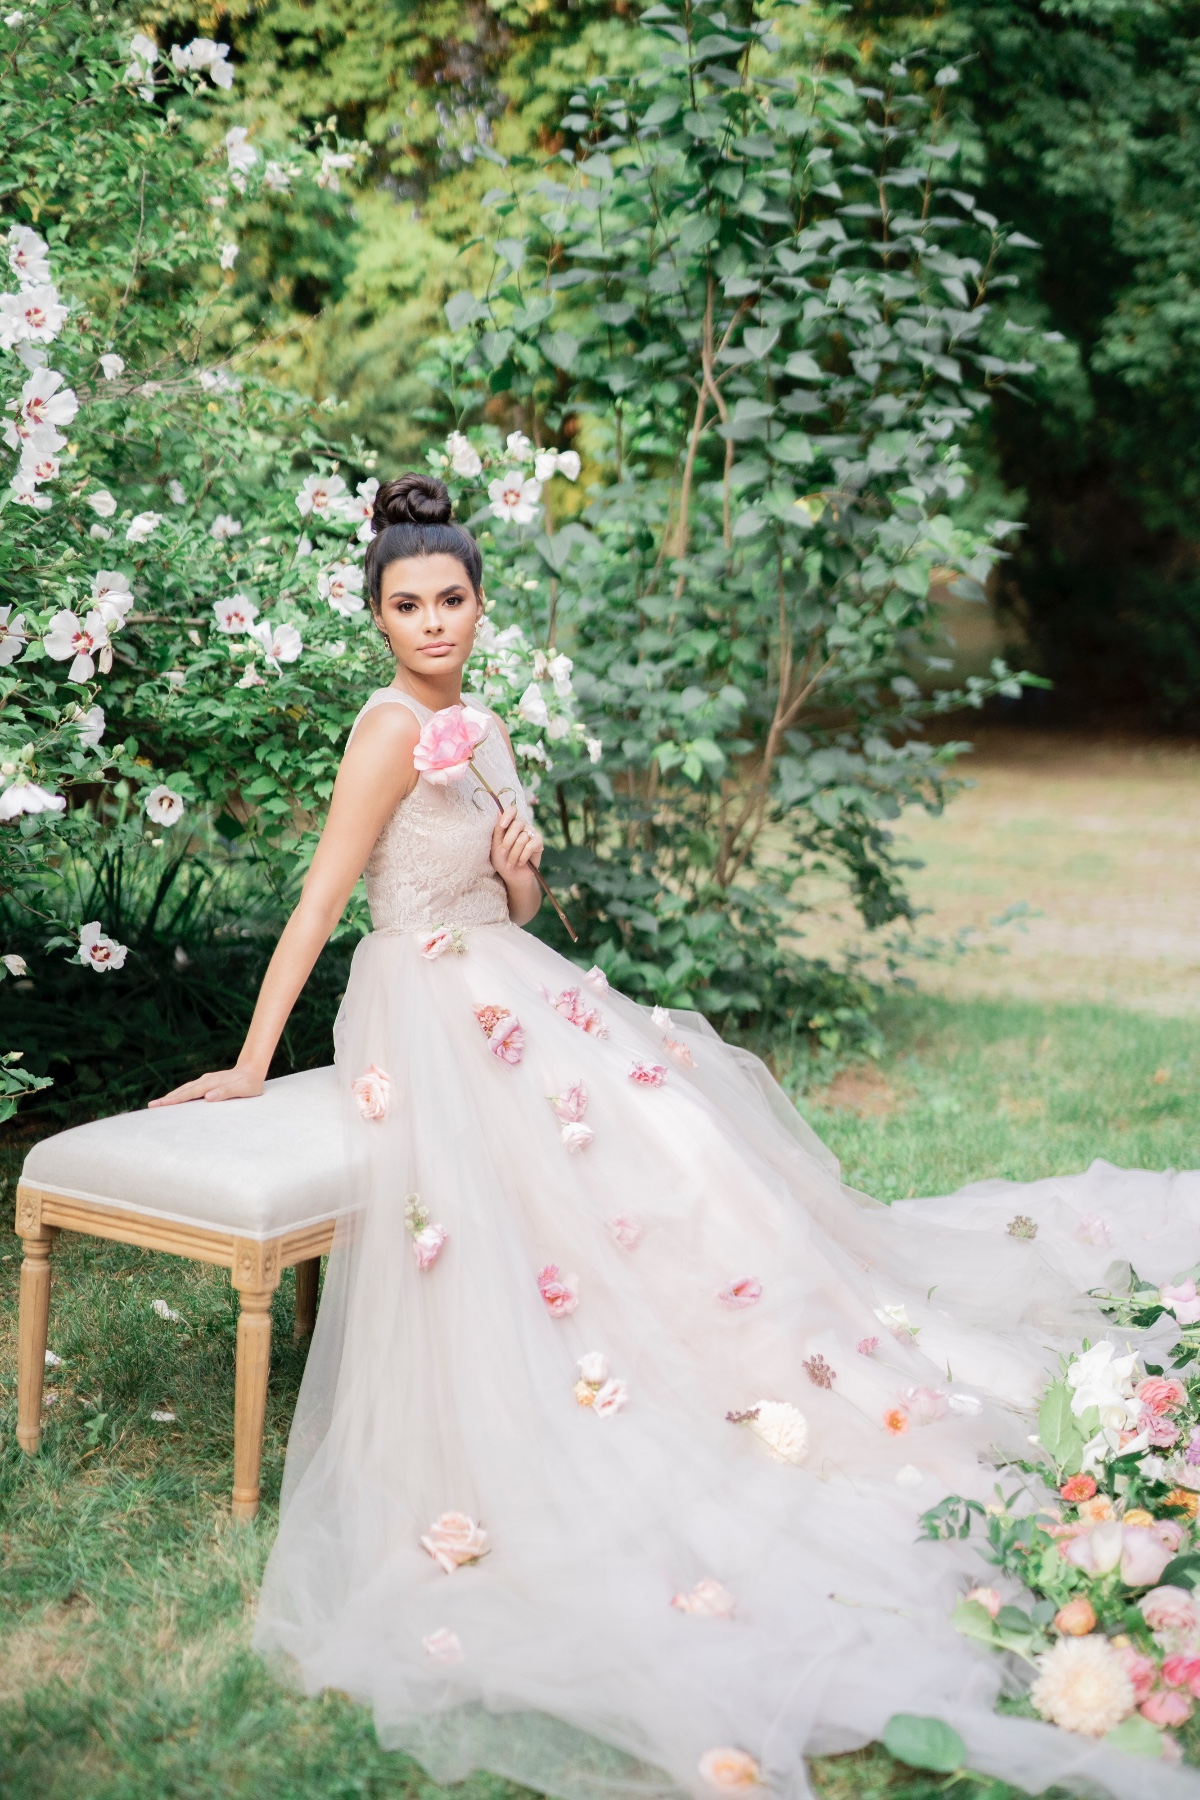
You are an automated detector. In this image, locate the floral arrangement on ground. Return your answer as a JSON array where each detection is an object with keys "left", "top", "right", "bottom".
[{"left": 921, "top": 1268, "right": 1200, "bottom": 1766}]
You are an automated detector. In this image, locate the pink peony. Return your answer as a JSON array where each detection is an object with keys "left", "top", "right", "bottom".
[
  {"left": 1145, "top": 1413, "right": 1181, "bottom": 1449},
  {"left": 1162, "top": 1654, "right": 1200, "bottom": 1696},
  {"left": 420, "top": 1511, "right": 490, "bottom": 1573},
  {"left": 560, "top": 1122, "right": 594, "bottom": 1154},
  {"left": 1141, "top": 1586, "right": 1199, "bottom": 1634},
  {"left": 412, "top": 1224, "right": 448, "bottom": 1271},
  {"left": 1120, "top": 1526, "right": 1175, "bottom": 1589},
  {"left": 965, "top": 1586, "right": 1002, "bottom": 1618},
  {"left": 1118, "top": 1645, "right": 1159, "bottom": 1704},
  {"left": 549, "top": 1081, "right": 588, "bottom": 1123},
  {"left": 583, "top": 965, "right": 609, "bottom": 992},
  {"left": 671, "top": 1578, "right": 735, "bottom": 1619},
  {"left": 663, "top": 1035, "right": 696, "bottom": 1068},
  {"left": 537, "top": 1263, "right": 579, "bottom": 1317},
  {"left": 474, "top": 1004, "right": 524, "bottom": 1064},
  {"left": 698, "top": 1749, "right": 761, "bottom": 1792},
  {"left": 413, "top": 704, "right": 490, "bottom": 784},
  {"left": 421, "top": 925, "right": 464, "bottom": 959},
  {"left": 629, "top": 1061, "right": 667, "bottom": 1087},
  {"left": 352, "top": 1063, "right": 392, "bottom": 1121},
  {"left": 423, "top": 1627, "right": 464, "bottom": 1665},
  {"left": 606, "top": 1214, "right": 642, "bottom": 1250},
  {"left": 856, "top": 1336, "right": 880, "bottom": 1356},
  {"left": 1141, "top": 1689, "right": 1193, "bottom": 1728},
  {"left": 592, "top": 1377, "right": 630, "bottom": 1418},
  {"left": 1161, "top": 1280, "right": 1200, "bottom": 1325},
  {"left": 717, "top": 1277, "right": 763, "bottom": 1310},
  {"left": 1154, "top": 1518, "right": 1186, "bottom": 1553},
  {"left": 904, "top": 1385, "right": 950, "bottom": 1425},
  {"left": 1136, "top": 1376, "right": 1187, "bottom": 1417},
  {"left": 548, "top": 986, "right": 607, "bottom": 1036}
]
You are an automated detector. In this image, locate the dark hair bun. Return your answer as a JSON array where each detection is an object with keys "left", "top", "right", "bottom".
[{"left": 373, "top": 474, "right": 452, "bottom": 532}]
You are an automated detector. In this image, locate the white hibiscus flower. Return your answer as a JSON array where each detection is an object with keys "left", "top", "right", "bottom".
[
  {"left": 446, "top": 431, "right": 483, "bottom": 479},
  {"left": 144, "top": 785, "right": 185, "bottom": 827},
  {"left": 0, "top": 781, "right": 66, "bottom": 821},
  {"left": 75, "top": 704, "right": 106, "bottom": 748},
  {"left": 7, "top": 225, "right": 50, "bottom": 287},
  {"left": 210, "top": 513, "right": 241, "bottom": 540},
  {"left": 91, "top": 571, "right": 134, "bottom": 629},
  {"left": 219, "top": 242, "right": 238, "bottom": 271},
  {"left": 87, "top": 489, "right": 118, "bottom": 518},
  {"left": 317, "top": 562, "right": 365, "bottom": 616},
  {"left": 126, "top": 511, "right": 162, "bottom": 543},
  {"left": 487, "top": 470, "right": 542, "bottom": 526},
  {"left": 99, "top": 354, "right": 125, "bottom": 380},
  {"left": 247, "top": 619, "right": 302, "bottom": 671},
  {"left": 43, "top": 609, "right": 111, "bottom": 682},
  {"left": 295, "top": 472, "right": 348, "bottom": 519},
  {"left": 213, "top": 594, "right": 259, "bottom": 634},
  {"left": 77, "top": 920, "right": 128, "bottom": 972},
  {"left": 0, "top": 607, "right": 27, "bottom": 665},
  {"left": 0, "top": 284, "right": 68, "bottom": 349}
]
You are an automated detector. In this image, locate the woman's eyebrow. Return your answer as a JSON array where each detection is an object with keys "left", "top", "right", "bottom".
[{"left": 383, "top": 584, "right": 466, "bottom": 602}]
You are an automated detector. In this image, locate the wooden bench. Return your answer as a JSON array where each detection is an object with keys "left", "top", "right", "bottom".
[{"left": 13, "top": 1067, "right": 355, "bottom": 1520}]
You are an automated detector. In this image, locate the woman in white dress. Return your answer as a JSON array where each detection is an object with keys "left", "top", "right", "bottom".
[{"left": 153, "top": 475, "right": 1200, "bottom": 1800}]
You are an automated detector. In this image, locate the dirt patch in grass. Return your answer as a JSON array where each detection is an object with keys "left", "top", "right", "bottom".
[
  {"left": 0, "top": 1596, "right": 96, "bottom": 1703},
  {"left": 812, "top": 1063, "right": 897, "bottom": 1116}
]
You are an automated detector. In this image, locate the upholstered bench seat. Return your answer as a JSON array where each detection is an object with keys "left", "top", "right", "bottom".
[{"left": 14, "top": 1067, "right": 357, "bottom": 1520}]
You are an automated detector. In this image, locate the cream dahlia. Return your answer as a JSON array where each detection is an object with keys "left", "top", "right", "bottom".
[{"left": 1029, "top": 1635, "right": 1135, "bottom": 1737}]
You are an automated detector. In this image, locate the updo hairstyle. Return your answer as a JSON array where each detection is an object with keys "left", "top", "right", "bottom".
[{"left": 364, "top": 474, "right": 484, "bottom": 612}]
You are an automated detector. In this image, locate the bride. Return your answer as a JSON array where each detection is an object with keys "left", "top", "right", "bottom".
[{"left": 153, "top": 475, "right": 1199, "bottom": 1800}]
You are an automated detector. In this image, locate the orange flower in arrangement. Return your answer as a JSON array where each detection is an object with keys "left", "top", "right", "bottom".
[
  {"left": 1059, "top": 1474, "right": 1097, "bottom": 1503},
  {"left": 883, "top": 1407, "right": 910, "bottom": 1436},
  {"left": 1167, "top": 1487, "right": 1200, "bottom": 1519}
]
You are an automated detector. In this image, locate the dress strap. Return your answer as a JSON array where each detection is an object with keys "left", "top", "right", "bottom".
[{"left": 345, "top": 689, "right": 429, "bottom": 750}]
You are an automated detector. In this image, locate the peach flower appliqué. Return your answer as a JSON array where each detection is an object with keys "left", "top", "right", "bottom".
[
  {"left": 672, "top": 1578, "right": 735, "bottom": 1620},
  {"left": 545, "top": 985, "right": 608, "bottom": 1037},
  {"left": 883, "top": 1407, "right": 910, "bottom": 1436},
  {"left": 606, "top": 1214, "right": 642, "bottom": 1250},
  {"left": 413, "top": 704, "right": 490, "bottom": 785},
  {"left": 717, "top": 1277, "right": 762, "bottom": 1310},
  {"left": 421, "top": 924, "right": 466, "bottom": 960},
  {"left": 474, "top": 1003, "right": 524, "bottom": 1064},
  {"left": 420, "top": 1511, "right": 490, "bottom": 1574},
  {"left": 537, "top": 1263, "right": 579, "bottom": 1318},
  {"left": 629, "top": 1061, "right": 667, "bottom": 1087},
  {"left": 423, "top": 1627, "right": 464, "bottom": 1666},
  {"left": 404, "top": 1194, "right": 448, "bottom": 1271},
  {"left": 352, "top": 1063, "right": 392, "bottom": 1121},
  {"left": 698, "top": 1749, "right": 762, "bottom": 1792},
  {"left": 663, "top": 1035, "right": 695, "bottom": 1068}
]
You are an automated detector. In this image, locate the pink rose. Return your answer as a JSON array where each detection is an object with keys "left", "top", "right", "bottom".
[
  {"left": 421, "top": 925, "right": 463, "bottom": 959},
  {"left": 1146, "top": 1413, "right": 1182, "bottom": 1449},
  {"left": 560, "top": 1122, "right": 594, "bottom": 1154},
  {"left": 698, "top": 1749, "right": 761, "bottom": 1793},
  {"left": 548, "top": 986, "right": 607, "bottom": 1036},
  {"left": 663, "top": 1035, "right": 695, "bottom": 1068},
  {"left": 1136, "top": 1376, "right": 1187, "bottom": 1417},
  {"left": 1154, "top": 1518, "right": 1186, "bottom": 1553},
  {"left": 1118, "top": 1645, "right": 1159, "bottom": 1703},
  {"left": 965, "top": 1586, "right": 1002, "bottom": 1618},
  {"left": 1053, "top": 1598, "right": 1096, "bottom": 1635},
  {"left": 1161, "top": 1280, "right": 1200, "bottom": 1326},
  {"left": 420, "top": 1511, "right": 490, "bottom": 1573},
  {"left": 412, "top": 1224, "right": 448, "bottom": 1271},
  {"left": 490, "top": 1014, "right": 524, "bottom": 1064},
  {"left": 583, "top": 965, "right": 609, "bottom": 992},
  {"left": 423, "top": 1627, "right": 464, "bottom": 1665},
  {"left": 671, "top": 1578, "right": 735, "bottom": 1619},
  {"left": 1141, "top": 1690, "right": 1193, "bottom": 1728},
  {"left": 413, "top": 704, "right": 489, "bottom": 784},
  {"left": 1141, "top": 1586, "right": 1199, "bottom": 1634},
  {"left": 592, "top": 1377, "right": 629, "bottom": 1418},
  {"left": 550, "top": 1081, "right": 588, "bottom": 1123},
  {"left": 351, "top": 1063, "right": 392, "bottom": 1121},
  {"left": 1162, "top": 1654, "right": 1200, "bottom": 1696},
  {"left": 537, "top": 1263, "right": 579, "bottom": 1317},
  {"left": 629, "top": 1061, "right": 666, "bottom": 1087},
  {"left": 1121, "top": 1525, "right": 1175, "bottom": 1588},
  {"left": 606, "top": 1214, "right": 642, "bottom": 1250},
  {"left": 904, "top": 1385, "right": 949, "bottom": 1425},
  {"left": 856, "top": 1336, "right": 880, "bottom": 1356},
  {"left": 717, "top": 1277, "right": 763, "bottom": 1310}
]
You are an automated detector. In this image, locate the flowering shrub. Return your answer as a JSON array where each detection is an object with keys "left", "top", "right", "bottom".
[{"left": 921, "top": 1295, "right": 1200, "bottom": 1763}]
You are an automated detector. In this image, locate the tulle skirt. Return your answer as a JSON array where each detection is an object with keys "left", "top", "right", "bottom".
[{"left": 253, "top": 922, "right": 1200, "bottom": 1799}]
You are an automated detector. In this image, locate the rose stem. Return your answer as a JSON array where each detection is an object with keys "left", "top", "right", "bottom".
[{"left": 469, "top": 759, "right": 578, "bottom": 943}]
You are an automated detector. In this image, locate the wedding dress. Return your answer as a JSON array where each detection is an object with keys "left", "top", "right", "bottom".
[{"left": 253, "top": 687, "right": 1200, "bottom": 1800}]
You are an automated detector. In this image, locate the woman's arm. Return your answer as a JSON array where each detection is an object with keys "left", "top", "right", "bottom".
[
  {"left": 490, "top": 719, "right": 544, "bottom": 928},
  {"left": 151, "top": 705, "right": 421, "bottom": 1105}
]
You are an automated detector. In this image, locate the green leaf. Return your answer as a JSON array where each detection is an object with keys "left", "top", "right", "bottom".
[
  {"left": 1037, "top": 1380, "right": 1082, "bottom": 1469},
  {"left": 539, "top": 331, "right": 579, "bottom": 370},
  {"left": 784, "top": 351, "right": 824, "bottom": 381},
  {"left": 1102, "top": 1715, "right": 1164, "bottom": 1759},
  {"left": 950, "top": 1598, "right": 999, "bottom": 1646},
  {"left": 445, "top": 291, "right": 482, "bottom": 332},
  {"left": 882, "top": 1714, "right": 965, "bottom": 1774},
  {"left": 1158, "top": 1553, "right": 1200, "bottom": 1590}
]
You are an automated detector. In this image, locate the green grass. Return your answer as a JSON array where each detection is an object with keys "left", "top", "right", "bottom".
[{"left": 2, "top": 994, "right": 1197, "bottom": 1799}]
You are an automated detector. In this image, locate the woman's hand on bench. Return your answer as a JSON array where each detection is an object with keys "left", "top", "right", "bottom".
[{"left": 149, "top": 1065, "right": 267, "bottom": 1107}]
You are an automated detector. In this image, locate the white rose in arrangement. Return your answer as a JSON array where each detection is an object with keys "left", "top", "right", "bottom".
[{"left": 77, "top": 919, "right": 128, "bottom": 972}]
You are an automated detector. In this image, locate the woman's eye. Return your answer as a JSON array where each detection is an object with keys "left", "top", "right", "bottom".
[
  {"left": 396, "top": 601, "right": 416, "bottom": 613},
  {"left": 445, "top": 595, "right": 464, "bottom": 608}
]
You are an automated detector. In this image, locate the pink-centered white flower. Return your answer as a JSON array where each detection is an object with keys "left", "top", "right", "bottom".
[
  {"left": 10, "top": 472, "right": 50, "bottom": 511},
  {"left": 537, "top": 1263, "right": 579, "bottom": 1318},
  {"left": 351, "top": 1064, "right": 392, "bottom": 1121},
  {"left": 247, "top": 619, "right": 302, "bottom": 671},
  {"left": 549, "top": 1081, "right": 588, "bottom": 1124},
  {"left": 420, "top": 924, "right": 465, "bottom": 960},
  {"left": 412, "top": 1223, "right": 448, "bottom": 1271},
  {"left": 296, "top": 472, "right": 349, "bottom": 519},
  {"left": 20, "top": 447, "right": 59, "bottom": 485},
  {"left": 547, "top": 986, "right": 607, "bottom": 1036},
  {"left": 420, "top": 1512, "right": 489, "bottom": 1574},
  {"left": 210, "top": 513, "right": 241, "bottom": 540},
  {"left": 487, "top": 469, "right": 542, "bottom": 526},
  {"left": 671, "top": 1578, "right": 735, "bottom": 1620},
  {"left": 414, "top": 704, "right": 490, "bottom": 783},
  {"left": 0, "top": 284, "right": 66, "bottom": 348},
  {"left": 10, "top": 368, "right": 77, "bottom": 445},
  {"left": 592, "top": 1378, "right": 629, "bottom": 1418},
  {"left": 0, "top": 780, "right": 65, "bottom": 821},
  {"left": 318, "top": 561, "right": 364, "bottom": 616},
  {"left": 44, "top": 609, "right": 111, "bottom": 682},
  {"left": 0, "top": 606, "right": 27, "bottom": 666},
  {"left": 717, "top": 1278, "right": 762, "bottom": 1310},
  {"left": 126, "top": 511, "right": 162, "bottom": 544},
  {"left": 445, "top": 431, "right": 482, "bottom": 479},
  {"left": 606, "top": 1214, "right": 642, "bottom": 1250},
  {"left": 8, "top": 225, "right": 50, "bottom": 286},
  {"left": 77, "top": 920, "right": 128, "bottom": 972},
  {"left": 213, "top": 594, "right": 258, "bottom": 634},
  {"left": 144, "top": 786, "right": 185, "bottom": 827}
]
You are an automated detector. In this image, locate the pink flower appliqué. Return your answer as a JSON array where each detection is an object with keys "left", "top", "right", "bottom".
[
  {"left": 671, "top": 1578, "right": 735, "bottom": 1619},
  {"left": 474, "top": 1003, "right": 524, "bottom": 1064},
  {"left": 549, "top": 1081, "right": 588, "bottom": 1123},
  {"left": 904, "top": 1385, "right": 950, "bottom": 1425},
  {"left": 698, "top": 1749, "right": 762, "bottom": 1792},
  {"left": 420, "top": 1511, "right": 490, "bottom": 1573},
  {"left": 547, "top": 985, "right": 608, "bottom": 1037},
  {"left": 857, "top": 1336, "right": 880, "bottom": 1356},
  {"left": 421, "top": 924, "right": 466, "bottom": 959},
  {"left": 560, "top": 1122, "right": 594, "bottom": 1154},
  {"left": 629, "top": 1061, "right": 667, "bottom": 1087},
  {"left": 413, "top": 704, "right": 490, "bottom": 785},
  {"left": 583, "top": 965, "right": 609, "bottom": 992},
  {"left": 404, "top": 1194, "right": 448, "bottom": 1271},
  {"left": 592, "top": 1377, "right": 629, "bottom": 1418},
  {"left": 606, "top": 1214, "right": 642, "bottom": 1250},
  {"left": 423, "top": 1627, "right": 464, "bottom": 1666},
  {"left": 352, "top": 1063, "right": 392, "bottom": 1121},
  {"left": 537, "top": 1263, "right": 579, "bottom": 1317},
  {"left": 663, "top": 1036, "right": 695, "bottom": 1068},
  {"left": 717, "top": 1277, "right": 762, "bottom": 1310}
]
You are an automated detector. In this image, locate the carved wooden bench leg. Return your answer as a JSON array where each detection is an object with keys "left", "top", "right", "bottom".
[
  {"left": 293, "top": 1256, "right": 320, "bottom": 1342},
  {"left": 231, "top": 1237, "right": 281, "bottom": 1523},
  {"left": 17, "top": 1221, "right": 58, "bottom": 1455}
]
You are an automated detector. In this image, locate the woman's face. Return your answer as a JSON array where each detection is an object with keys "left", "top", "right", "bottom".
[{"left": 375, "top": 553, "right": 482, "bottom": 681}]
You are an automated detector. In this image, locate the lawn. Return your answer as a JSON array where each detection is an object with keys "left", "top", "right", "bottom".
[{"left": 3, "top": 990, "right": 1198, "bottom": 1800}]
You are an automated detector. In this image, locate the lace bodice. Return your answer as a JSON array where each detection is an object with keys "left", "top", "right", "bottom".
[{"left": 347, "top": 689, "right": 533, "bottom": 932}]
